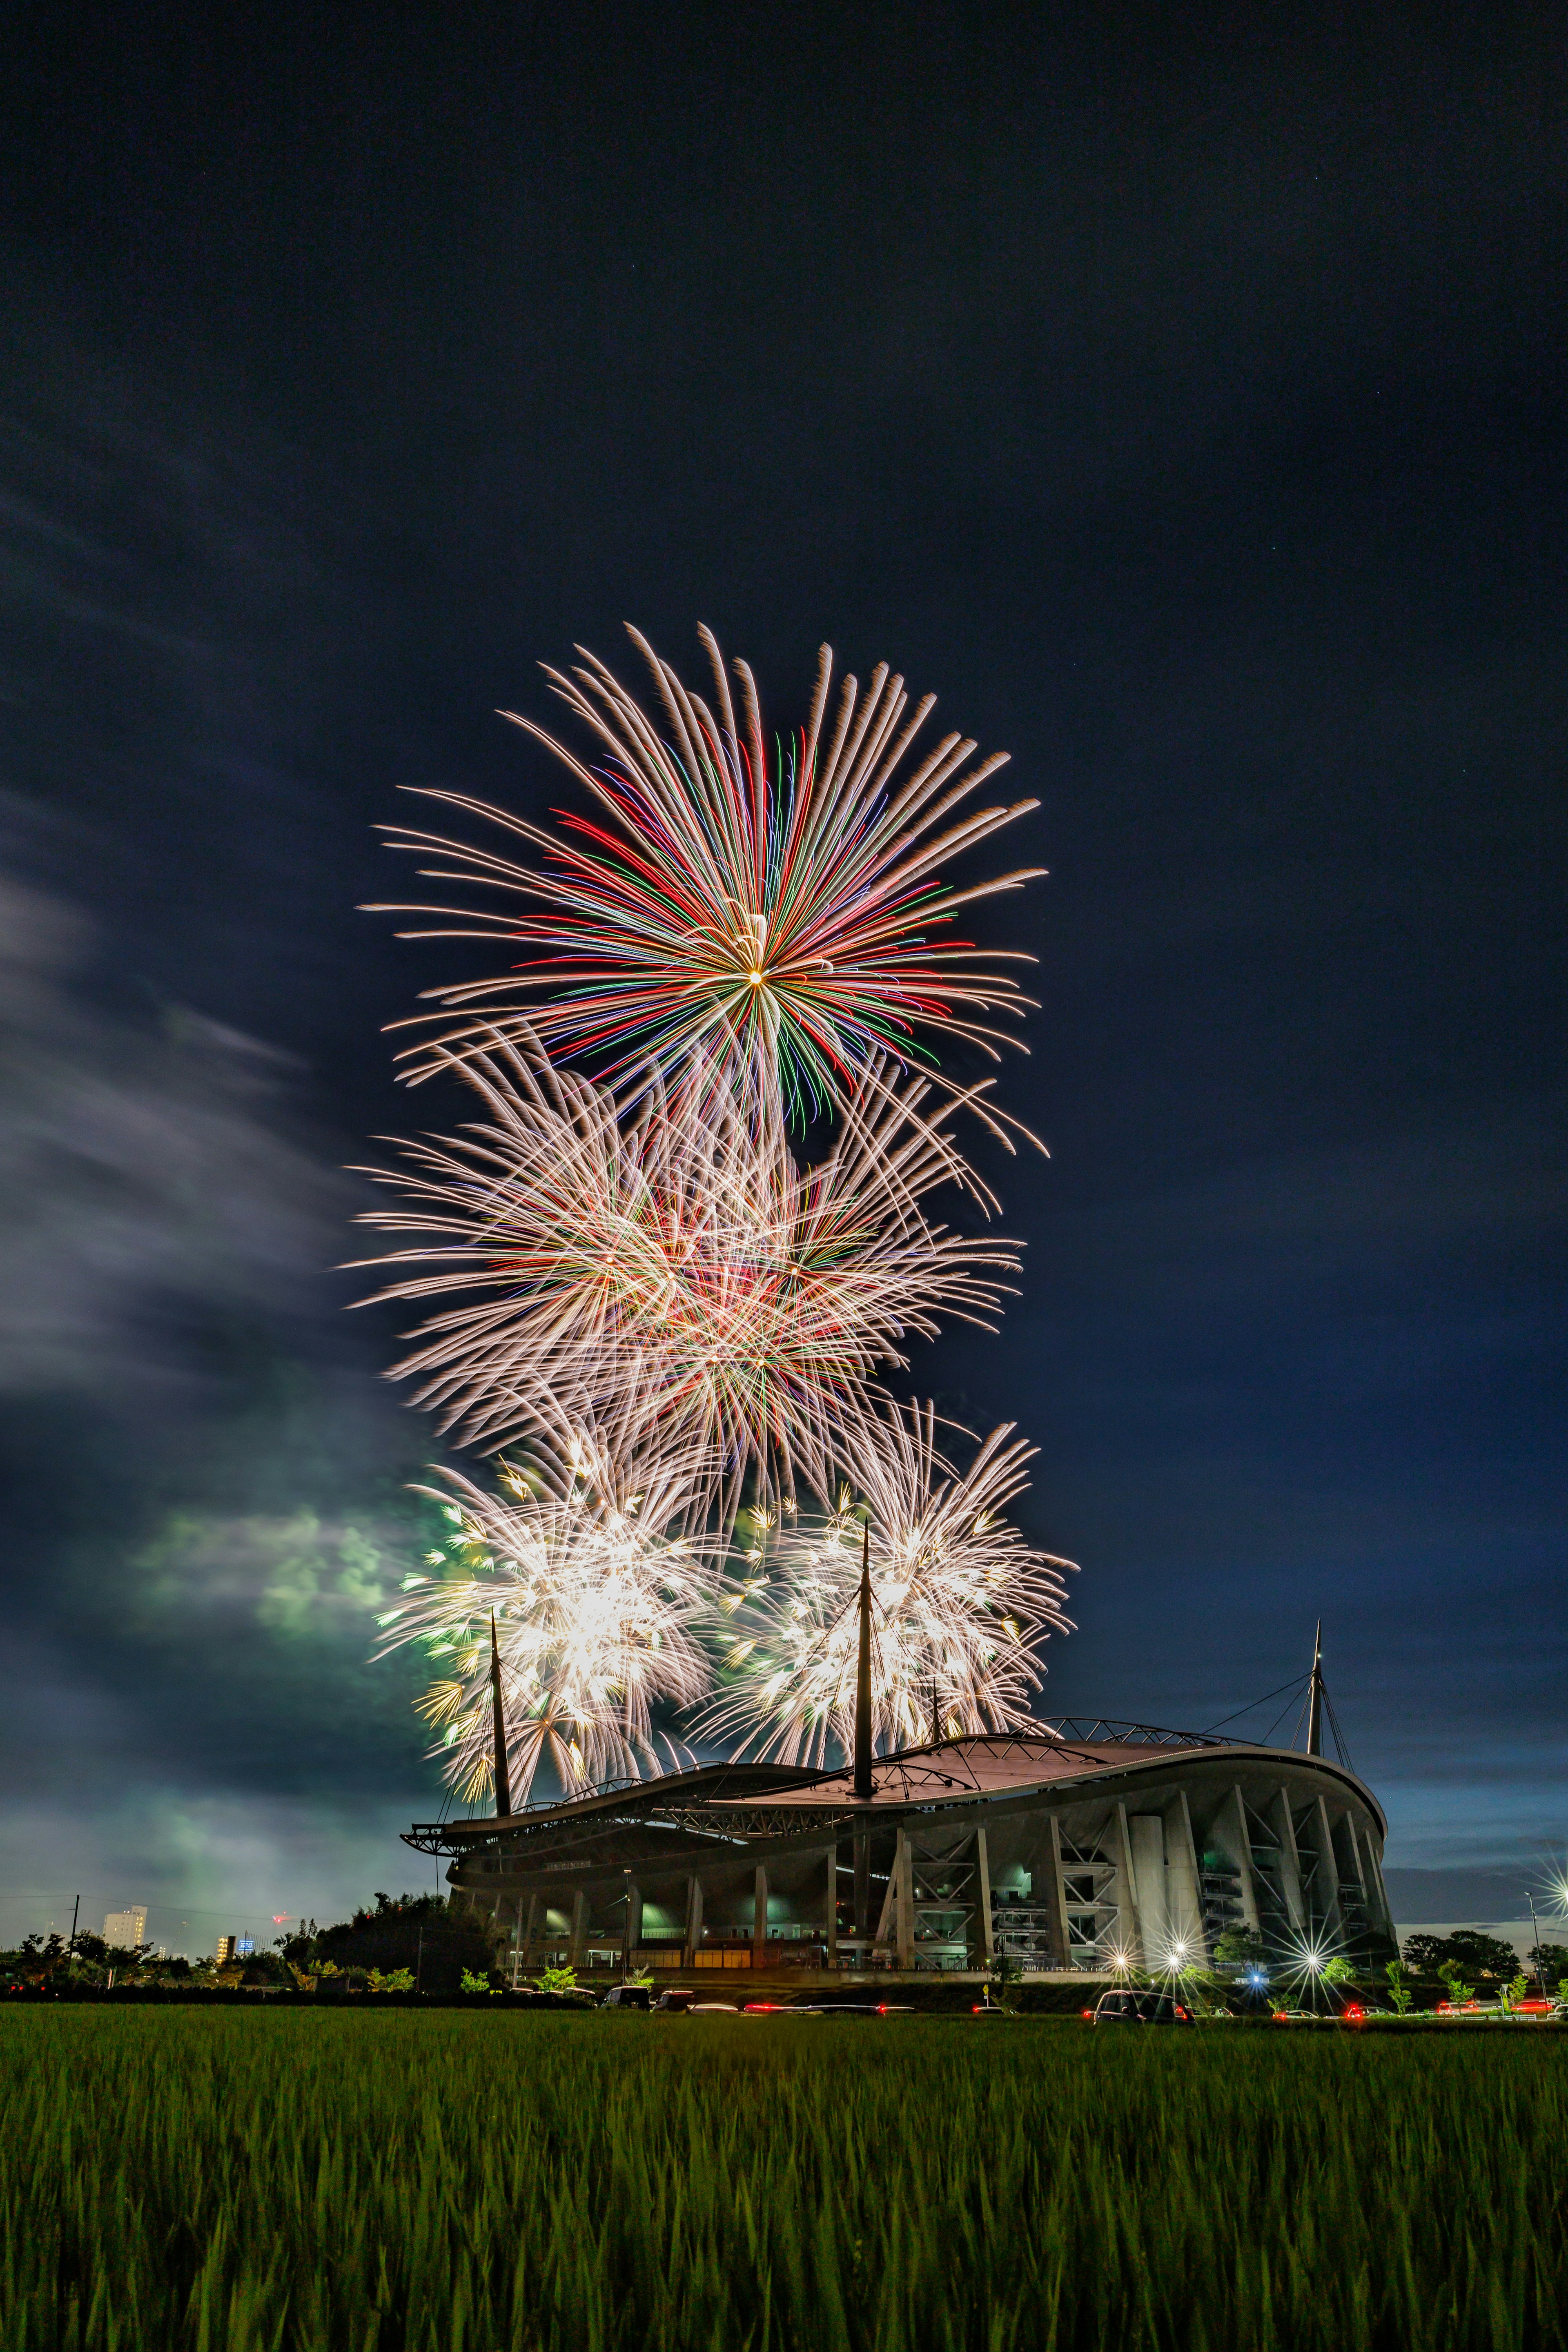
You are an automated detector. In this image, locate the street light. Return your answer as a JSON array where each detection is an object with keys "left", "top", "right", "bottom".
[{"left": 1526, "top": 1890, "right": 1548, "bottom": 2002}]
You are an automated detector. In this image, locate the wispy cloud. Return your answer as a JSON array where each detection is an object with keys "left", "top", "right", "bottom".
[{"left": 0, "top": 869, "right": 352, "bottom": 1398}]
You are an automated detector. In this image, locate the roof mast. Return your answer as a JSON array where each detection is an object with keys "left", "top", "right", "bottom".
[
  {"left": 1305, "top": 1619, "right": 1325, "bottom": 1757},
  {"left": 489, "top": 1610, "right": 513, "bottom": 1820},
  {"left": 853, "top": 1519, "right": 873, "bottom": 1800}
]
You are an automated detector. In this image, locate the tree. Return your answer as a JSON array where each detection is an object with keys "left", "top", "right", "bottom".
[
  {"left": 1437, "top": 1960, "right": 1476, "bottom": 2004},
  {"left": 1214, "top": 1925, "right": 1267, "bottom": 1967},
  {"left": 1385, "top": 1959, "right": 1413, "bottom": 2015},
  {"left": 1403, "top": 1931, "right": 1516, "bottom": 1984}
]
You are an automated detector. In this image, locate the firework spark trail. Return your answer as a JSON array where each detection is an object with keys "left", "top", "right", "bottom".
[
  {"left": 702, "top": 1400, "right": 1076, "bottom": 1769},
  {"left": 367, "top": 626, "right": 1045, "bottom": 1138},
  {"left": 349, "top": 1027, "right": 1020, "bottom": 1511},
  {"left": 374, "top": 1433, "right": 718, "bottom": 1805}
]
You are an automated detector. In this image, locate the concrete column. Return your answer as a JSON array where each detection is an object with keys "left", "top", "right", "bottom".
[
  {"left": 622, "top": 1880, "right": 642, "bottom": 1969},
  {"left": 1164, "top": 1788, "right": 1208, "bottom": 1964},
  {"left": 1129, "top": 1815, "right": 1168, "bottom": 1965},
  {"left": 1045, "top": 1815, "right": 1072, "bottom": 1966},
  {"left": 522, "top": 1891, "right": 541, "bottom": 1969},
  {"left": 824, "top": 1845, "right": 838, "bottom": 1968},
  {"left": 1271, "top": 1789, "right": 1307, "bottom": 1931},
  {"left": 1113, "top": 1804, "right": 1144, "bottom": 1964},
  {"left": 752, "top": 1865, "right": 768, "bottom": 1970},
  {"left": 894, "top": 1829, "right": 915, "bottom": 1970},
  {"left": 975, "top": 1825, "right": 995, "bottom": 1964},
  {"left": 853, "top": 1832, "right": 870, "bottom": 1938},
  {"left": 569, "top": 1888, "right": 588, "bottom": 1971},
  {"left": 684, "top": 1873, "right": 704, "bottom": 1968}
]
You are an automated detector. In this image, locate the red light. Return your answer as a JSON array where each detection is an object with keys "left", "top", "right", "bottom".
[
  {"left": 1081, "top": 2008, "right": 1094, "bottom": 2019},
  {"left": 1272, "top": 2011, "right": 1288, "bottom": 2022},
  {"left": 1175, "top": 2006, "right": 1189, "bottom": 2020},
  {"left": 1343, "top": 2005, "right": 1365, "bottom": 2022},
  {"left": 877, "top": 2004, "right": 889, "bottom": 2014}
]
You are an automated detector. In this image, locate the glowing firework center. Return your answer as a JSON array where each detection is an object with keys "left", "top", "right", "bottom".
[{"left": 407, "top": 1723, "right": 1392, "bottom": 1984}]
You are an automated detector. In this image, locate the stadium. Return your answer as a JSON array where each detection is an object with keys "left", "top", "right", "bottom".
[{"left": 405, "top": 1707, "right": 1393, "bottom": 1987}]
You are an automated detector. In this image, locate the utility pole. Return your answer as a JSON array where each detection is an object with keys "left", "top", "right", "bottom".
[
  {"left": 67, "top": 1894, "right": 80, "bottom": 1959},
  {"left": 928, "top": 1677, "right": 941, "bottom": 1749},
  {"left": 489, "top": 1610, "right": 512, "bottom": 1820},
  {"left": 1305, "top": 1621, "right": 1325, "bottom": 1757}
]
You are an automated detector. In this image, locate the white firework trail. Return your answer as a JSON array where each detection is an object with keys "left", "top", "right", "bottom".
[
  {"left": 350, "top": 1026, "right": 1018, "bottom": 1513},
  {"left": 702, "top": 1400, "right": 1076, "bottom": 1769},
  {"left": 374, "top": 1432, "right": 719, "bottom": 1808}
]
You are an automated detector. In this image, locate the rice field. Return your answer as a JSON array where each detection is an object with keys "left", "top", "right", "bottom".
[{"left": 1, "top": 2009, "right": 1563, "bottom": 2352}]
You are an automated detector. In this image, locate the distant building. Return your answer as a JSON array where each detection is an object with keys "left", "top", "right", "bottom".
[
  {"left": 216, "top": 1936, "right": 237, "bottom": 1964},
  {"left": 103, "top": 1906, "right": 148, "bottom": 1949}
]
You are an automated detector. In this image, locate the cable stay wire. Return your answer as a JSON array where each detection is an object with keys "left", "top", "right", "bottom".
[{"left": 1199, "top": 1672, "right": 1310, "bottom": 1741}]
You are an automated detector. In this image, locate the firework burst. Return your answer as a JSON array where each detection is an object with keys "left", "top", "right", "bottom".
[
  {"left": 350, "top": 1027, "right": 1019, "bottom": 1508},
  {"left": 369, "top": 626, "right": 1045, "bottom": 1136},
  {"left": 702, "top": 1401, "right": 1076, "bottom": 1768},
  {"left": 375, "top": 1434, "right": 717, "bottom": 1806}
]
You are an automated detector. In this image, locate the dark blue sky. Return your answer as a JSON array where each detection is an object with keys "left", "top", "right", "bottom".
[{"left": 0, "top": 2, "right": 1561, "bottom": 1946}]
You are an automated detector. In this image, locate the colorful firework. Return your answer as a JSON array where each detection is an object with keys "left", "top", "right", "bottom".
[
  {"left": 369, "top": 626, "right": 1045, "bottom": 1136},
  {"left": 702, "top": 1401, "right": 1076, "bottom": 1768},
  {"left": 350, "top": 1027, "right": 1019, "bottom": 1508},
  {"left": 375, "top": 1434, "right": 717, "bottom": 1806}
]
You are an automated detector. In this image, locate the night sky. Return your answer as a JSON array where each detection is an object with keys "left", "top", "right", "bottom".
[{"left": 2, "top": 5, "right": 1562, "bottom": 1949}]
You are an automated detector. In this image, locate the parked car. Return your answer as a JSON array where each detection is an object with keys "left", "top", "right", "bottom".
[
  {"left": 1086, "top": 1989, "right": 1192, "bottom": 2025},
  {"left": 600, "top": 1983, "right": 653, "bottom": 2010},
  {"left": 652, "top": 1989, "right": 740, "bottom": 2014}
]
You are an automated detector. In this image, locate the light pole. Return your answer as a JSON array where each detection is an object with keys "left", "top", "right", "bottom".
[{"left": 1526, "top": 1891, "right": 1548, "bottom": 2001}]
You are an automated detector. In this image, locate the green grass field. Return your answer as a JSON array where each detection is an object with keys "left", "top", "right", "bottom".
[{"left": 1, "top": 2010, "right": 1563, "bottom": 2351}]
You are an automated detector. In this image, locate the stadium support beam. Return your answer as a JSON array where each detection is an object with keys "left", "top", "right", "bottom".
[
  {"left": 522, "top": 1891, "right": 541, "bottom": 1970},
  {"left": 569, "top": 1889, "right": 588, "bottom": 1971},
  {"left": 1047, "top": 1815, "right": 1072, "bottom": 1968},
  {"left": 975, "top": 1826, "right": 995, "bottom": 1964},
  {"left": 1271, "top": 1788, "right": 1307, "bottom": 1931},
  {"left": 873, "top": 1843, "right": 899, "bottom": 1954},
  {"left": 1222, "top": 1786, "right": 1263, "bottom": 1933},
  {"left": 893, "top": 1829, "right": 915, "bottom": 1970},
  {"left": 684, "top": 1873, "right": 704, "bottom": 1969},
  {"left": 752, "top": 1866, "right": 768, "bottom": 1969},
  {"left": 1310, "top": 1795, "right": 1344, "bottom": 1938}
]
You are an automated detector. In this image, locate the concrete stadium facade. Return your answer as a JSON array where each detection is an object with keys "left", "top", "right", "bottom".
[{"left": 407, "top": 1722, "right": 1394, "bottom": 1984}]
